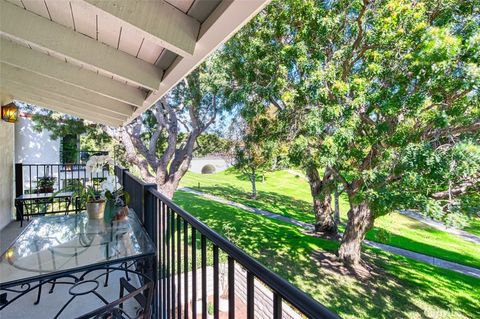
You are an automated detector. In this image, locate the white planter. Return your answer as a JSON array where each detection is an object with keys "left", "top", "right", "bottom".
[{"left": 219, "top": 298, "right": 229, "bottom": 312}]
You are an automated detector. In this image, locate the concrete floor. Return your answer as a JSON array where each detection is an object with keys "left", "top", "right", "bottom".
[
  {"left": 0, "top": 220, "right": 30, "bottom": 255},
  {"left": 1, "top": 268, "right": 141, "bottom": 318}
]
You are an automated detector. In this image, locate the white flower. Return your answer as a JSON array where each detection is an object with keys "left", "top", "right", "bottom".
[
  {"left": 86, "top": 155, "right": 114, "bottom": 175},
  {"left": 100, "top": 175, "right": 119, "bottom": 193}
]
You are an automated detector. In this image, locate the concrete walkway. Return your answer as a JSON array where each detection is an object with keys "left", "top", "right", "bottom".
[
  {"left": 399, "top": 210, "right": 480, "bottom": 245},
  {"left": 180, "top": 187, "right": 480, "bottom": 279}
]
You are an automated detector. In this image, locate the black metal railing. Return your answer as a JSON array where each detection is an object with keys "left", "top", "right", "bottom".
[
  {"left": 16, "top": 163, "right": 110, "bottom": 194},
  {"left": 116, "top": 166, "right": 340, "bottom": 319},
  {"left": 15, "top": 163, "right": 110, "bottom": 218}
]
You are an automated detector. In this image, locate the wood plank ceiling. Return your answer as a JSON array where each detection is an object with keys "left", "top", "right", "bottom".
[{"left": 0, "top": 0, "right": 270, "bottom": 126}]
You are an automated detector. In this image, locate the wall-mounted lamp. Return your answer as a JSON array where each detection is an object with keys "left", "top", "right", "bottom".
[{"left": 1, "top": 102, "right": 18, "bottom": 123}]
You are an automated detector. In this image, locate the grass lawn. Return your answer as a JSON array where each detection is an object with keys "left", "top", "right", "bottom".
[
  {"left": 173, "top": 190, "right": 480, "bottom": 319},
  {"left": 180, "top": 169, "right": 480, "bottom": 269},
  {"left": 464, "top": 216, "right": 480, "bottom": 237}
]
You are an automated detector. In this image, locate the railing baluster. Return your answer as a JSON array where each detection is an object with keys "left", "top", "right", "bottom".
[
  {"left": 273, "top": 292, "right": 282, "bottom": 319},
  {"left": 213, "top": 245, "right": 219, "bottom": 319},
  {"left": 247, "top": 271, "right": 254, "bottom": 319},
  {"left": 158, "top": 199, "right": 163, "bottom": 319},
  {"left": 161, "top": 203, "right": 166, "bottom": 319},
  {"left": 183, "top": 220, "right": 188, "bottom": 319},
  {"left": 167, "top": 207, "right": 171, "bottom": 319},
  {"left": 172, "top": 209, "right": 176, "bottom": 319},
  {"left": 29, "top": 165, "right": 32, "bottom": 194},
  {"left": 201, "top": 235, "right": 207, "bottom": 319},
  {"left": 228, "top": 256, "right": 235, "bottom": 319},
  {"left": 191, "top": 227, "right": 197, "bottom": 319},
  {"left": 177, "top": 215, "right": 181, "bottom": 319}
]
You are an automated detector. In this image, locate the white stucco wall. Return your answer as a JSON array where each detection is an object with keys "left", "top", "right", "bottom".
[
  {"left": 189, "top": 157, "right": 230, "bottom": 174},
  {"left": 0, "top": 121, "right": 15, "bottom": 230},
  {"left": 15, "top": 116, "right": 61, "bottom": 164}
]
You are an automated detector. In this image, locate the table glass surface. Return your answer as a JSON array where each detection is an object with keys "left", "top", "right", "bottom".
[{"left": 0, "top": 211, "right": 155, "bottom": 286}]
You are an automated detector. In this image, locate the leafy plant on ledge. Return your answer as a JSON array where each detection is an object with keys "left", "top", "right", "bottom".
[{"left": 36, "top": 176, "right": 56, "bottom": 193}]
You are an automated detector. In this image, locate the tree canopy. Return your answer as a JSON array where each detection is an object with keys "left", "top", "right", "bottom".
[
  {"left": 29, "top": 55, "right": 229, "bottom": 198},
  {"left": 222, "top": 0, "right": 480, "bottom": 263}
]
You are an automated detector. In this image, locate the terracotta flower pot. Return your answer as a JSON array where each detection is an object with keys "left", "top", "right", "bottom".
[{"left": 86, "top": 200, "right": 106, "bottom": 219}]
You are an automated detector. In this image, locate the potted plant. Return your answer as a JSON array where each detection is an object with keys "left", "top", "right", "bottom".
[
  {"left": 87, "top": 155, "right": 130, "bottom": 222},
  {"left": 36, "top": 176, "right": 56, "bottom": 193},
  {"left": 102, "top": 175, "right": 131, "bottom": 222},
  {"left": 75, "top": 185, "right": 105, "bottom": 219}
]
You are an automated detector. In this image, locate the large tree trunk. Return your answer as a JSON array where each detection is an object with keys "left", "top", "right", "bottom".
[
  {"left": 305, "top": 166, "right": 337, "bottom": 235},
  {"left": 158, "top": 182, "right": 177, "bottom": 200},
  {"left": 333, "top": 187, "right": 340, "bottom": 225},
  {"left": 250, "top": 168, "right": 257, "bottom": 199},
  {"left": 338, "top": 202, "right": 374, "bottom": 265}
]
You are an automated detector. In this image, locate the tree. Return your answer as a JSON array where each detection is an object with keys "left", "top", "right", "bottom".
[
  {"left": 224, "top": 0, "right": 480, "bottom": 264},
  {"left": 29, "top": 56, "right": 228, "bottom": 199},
  {"left": 289, "top": 138, "right": 338, "bottom": 234},
  {"left": 194, "top": 133, "right": 232, "bottom": 157},
  {"left": 234, "top": 111, "right": 275, "bottom": 199},
  {"left": 222, "top": 0, "right": 342, "bottom": 234},
  {"left": 313, "top": 0, "right": 480, "bottom": 264}
]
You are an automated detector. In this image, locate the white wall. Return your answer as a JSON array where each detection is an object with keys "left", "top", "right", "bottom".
[
  {"left": 0, "top": 120, "right": 15, "bottom": 230},
  {"left": 15, "top": 116, "right": 60, "bottom": 164},
  {"left": 14, "top": 116, "right": 62, "bottom": 193},
  {"left": 189, "top": 157, "right": 230, "bottom": 174}
]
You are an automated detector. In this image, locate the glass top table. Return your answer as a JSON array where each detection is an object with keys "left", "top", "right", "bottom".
[{"left": 0, "top": 210, "right": 155, "bottom": 288}]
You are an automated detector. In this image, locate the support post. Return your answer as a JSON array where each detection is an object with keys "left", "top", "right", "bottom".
[
  {"left": 15, "top": 163, "right": 23, "bottom": 221},
  {"left": 144, "top": 184, "right": 158, "bottom": 318}
]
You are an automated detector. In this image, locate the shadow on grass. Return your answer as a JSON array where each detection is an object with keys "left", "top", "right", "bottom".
[
  {"left": 173, "top": 191, "right": 480, "bottom": 319},
  {"left": 192, "top": 184, "right": 314, "bottom": 224}
]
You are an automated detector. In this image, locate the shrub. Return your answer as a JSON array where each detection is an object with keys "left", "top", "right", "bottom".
[{"left": 201, "top": 164, "right": 216, "bottom": 174}]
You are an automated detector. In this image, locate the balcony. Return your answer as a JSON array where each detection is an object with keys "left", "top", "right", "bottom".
[{"left": 0, "top": 163, "right": 340, "bottom": 318}]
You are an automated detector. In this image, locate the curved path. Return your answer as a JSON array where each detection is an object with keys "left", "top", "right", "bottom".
[
  {"left": 399, "top": 210, "right": 480, "bottom": 245},
  {"left": 180, "top": 187, "right": 480, "bottom": 279}
]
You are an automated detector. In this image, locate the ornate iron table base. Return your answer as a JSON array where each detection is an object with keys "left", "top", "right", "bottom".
[{"left": 0, "top": 263, "right": 153, "bottom": 319}]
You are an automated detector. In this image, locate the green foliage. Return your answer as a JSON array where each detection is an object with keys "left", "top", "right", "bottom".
[
  {"left": 181, "top": 169, "right": 480, "bottom": 269},
  {"left": 200, "top": 164, "right": 216, "bottom": 174},
  {"left": 36, "top": 176, "right": 56, "bottom": 193},
  {"left": 233, "top": 112, "right": 277, "bottom": 187},
  {"left": 223, "top": 0, "right": 480, "bottom": 223},
  {"left": 30, "top": 109, "right": 88, "bottom": 140},
  {"left": 374, "top": 228, "right": 391, "bottom": 244},
  {"left": 194, "top": 133, "right": 232, "bottom": 157},
  {"left": 61, "top": 134, "right": 78, "bottom": 163}
]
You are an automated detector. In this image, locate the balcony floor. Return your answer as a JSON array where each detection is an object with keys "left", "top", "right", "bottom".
[
  {"left": 1, "top": 220, "right": 30, "bottom": 255},
  {"left": 1, "top": 268, "right": 141, "bottom": 318}
]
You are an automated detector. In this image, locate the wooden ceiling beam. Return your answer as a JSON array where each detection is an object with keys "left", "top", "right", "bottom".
[
  {"left": 2, "top": 84, "right": 123, "bottom": 126},
  {"left": 0, "top": 0, "right": 163, "bottom": 90},
  {"left": 0, "top": 38, "right": 146, "bottom": 107},
  {"left": 1, "top": 63, "right": 134, "bottom": 117},
  {"left": 84, "top": 0, "right": 199, "bottom": 57}
]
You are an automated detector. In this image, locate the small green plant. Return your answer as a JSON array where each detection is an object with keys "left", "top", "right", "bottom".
[
  {"left": 63, "top": 179, "right": 83, "bottom": 190},
  {"left": 374, "top": 228, "right": 391, "bottom": 244},
  {"left": 36, "top": 176, "right": 56, "bottom": 193},
  {"left": 74, "top": 185, "right": 102, "bottom": 204},
  {"left": 207, "top": 302, "right": 214, "bottom": 316}
]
